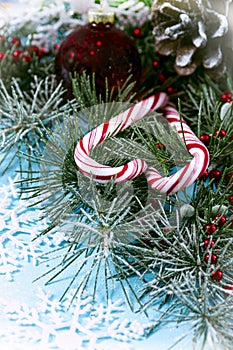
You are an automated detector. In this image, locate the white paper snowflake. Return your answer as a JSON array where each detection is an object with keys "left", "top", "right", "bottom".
[
  {"left": 0, "top": 176, "right": 67, "bottom": 281},
  {"left": 0, "top": 287, "right": 152, "bottom": 350}
]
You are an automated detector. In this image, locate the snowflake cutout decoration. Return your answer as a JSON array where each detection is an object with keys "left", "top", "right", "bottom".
[
  {"left": 0, "top": 176, "right": 67, "bottom": 281},
  {"left": 0, "top": 287, "right": 152, "bottom": 349}
]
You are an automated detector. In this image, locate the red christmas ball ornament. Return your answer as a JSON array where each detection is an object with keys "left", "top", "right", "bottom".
[
  {"left": 200, "top": 134, "right": 210, "bottom": 145},
  {"left": 214, "top": 129, "right": 227, "bottom": 138},
  {"left": 213, "top": 214, "right": 227, "bottom": 226},
  {"left": 0, "top": 52, "right": 5, "bottom": 60},
  {"left": 203, "top": 239, "right": 215, "bottom": 249},
  {"left": 55, "top": 8, "right": 141, "bottom": 99},
  {"left": 209, "top": 169, "right": 221, "bottom": 179},
  {"left": 204, "top": 223, "right": 217, "bottom": 235},
  {"left": 211, "top": 270, "right": 223, "bottom": 281},
  {"left": 204, "top": 253, "right": 218, "bottom": 264}
]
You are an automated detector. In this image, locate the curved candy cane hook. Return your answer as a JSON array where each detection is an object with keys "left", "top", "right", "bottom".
[{"left": 146, "top": 104, "right": 210, "bottom": 193}]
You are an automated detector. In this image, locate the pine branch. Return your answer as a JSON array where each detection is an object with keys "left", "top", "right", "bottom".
[
  {"left": 141, "top": 218, "right": 233, "bottom": 348},
  {"left": 0, "top": 75, "right": 75, "bottom": 174},
  {"left": 32, "top": 193, "right": 158, "bottom": 310}
]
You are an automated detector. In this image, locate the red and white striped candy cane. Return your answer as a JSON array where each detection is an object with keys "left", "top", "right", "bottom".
[
  {"left": 74, "top": 93, "right": 209, "bottom": 193},
  {"left": 74, "top": 93, "right": 168, "bottom": 183},
  {"left": 146, "top": 104, "right": 210, "bottom": 193}
]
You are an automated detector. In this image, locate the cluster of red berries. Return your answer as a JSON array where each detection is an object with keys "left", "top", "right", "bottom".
[
  {"left": 221, "top": 91, "right": 232, "bottom": 103},
  {"left": 200, "top": 168, "right": 221, "bottom": 181},
  {"left": 200, "top": 168, "right": 233, "bottom": 189},
  {"left": 0, "top": 36, "right": 48, "bottom": 63},
  {"left": 199, "top": 89, "right": 233, "bottom": 151},
  {"left": 199, "top": 128, "right": 233, "bottom": 182},
  {"left": 200, "top": 129, "right": 233, "bottom": 146},
  {"left": 152, "top": 60, "right": 177, "bottom": 94},
  {"left": 203, "top": 214, "right": 227, "bottom": 282}
]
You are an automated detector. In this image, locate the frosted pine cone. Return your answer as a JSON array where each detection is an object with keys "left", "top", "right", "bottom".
[{"left": 151, "top": 0, "right": 229, "bottom": 76}]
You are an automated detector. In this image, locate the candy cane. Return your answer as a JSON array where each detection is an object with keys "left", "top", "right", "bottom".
[{"left": 74, "top": 93, "right": 209, "bottom": 194}]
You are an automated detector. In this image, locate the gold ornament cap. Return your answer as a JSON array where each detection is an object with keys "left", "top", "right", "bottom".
[{"left": 87, "top": 8, "right": 115, "bottom": 24}]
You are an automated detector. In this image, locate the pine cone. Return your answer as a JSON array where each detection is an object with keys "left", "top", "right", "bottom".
[{"left": 151, "top": 0, "right": 229, "bottom": 76}]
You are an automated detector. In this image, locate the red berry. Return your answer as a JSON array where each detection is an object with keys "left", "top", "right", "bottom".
[
  {"left": 28, "top": 45, "right": 40, "bottom": 56},
  {"left": 155, "top": 143, "right": 165, "bottom": 150},
  {"left": 159, "top": 73, "right": 166, "bottom": 82},
  {"left": 203, "top": 239, "right": 215, "bottom": 249},
  {"left": 204, "top": 253, "right": 218, "bottom": 264},
  {"left": 214, "top": 129, "right": 227, "bottom": 138},
  {"left": 211, "top": 270, "right": 223, "bottom": 281},
  {"left": 13, "top": 50, "right": 23, "bottom": 58},
  {"left": 226, "top": 172, "right": 233, "bottom": 183},
  {"left": 213, "top": 214, "right": 227, "bottom": 226},
  {"left": 133, "top": 28, "right": 141, "bottom": 36},
  {"left": 38, "top": 47, "right": 46, "bottom": 57},
  {"left": 152, "top": 60, "right": 159, "bottom": 68},
  {"left": 204, "top": 223, "right": 217, "bottom": 235},
  {"left": 209, "top": 169, "right": 221, "bottom": 179},
  {"left": 22, "top": 54, "right": 31, "bottom": 62},
  {"left": 199, "top": 170, "right": 209, "bottom": 180},
  {"left": 159, "top": 239, "right": 168, "bottom": 246},
  {"left": 229, "top": 195, "right": 233, "bottom": 205},
  {"left": 11, "top": 37, "right": 21, "bottom": 46},
  {"left": 167, "top": 86, "right": 178, "bottom": 94},
  {"left": 221, "top": 93, "right": 227, "bottom": 101},
  {"left": 200, "top": 134, "right": 210, "bottom": 145}
]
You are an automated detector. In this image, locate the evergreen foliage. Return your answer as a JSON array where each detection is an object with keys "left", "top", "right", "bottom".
[{"left": 0, "top": 1, "right": 233, "bottom": 349}]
